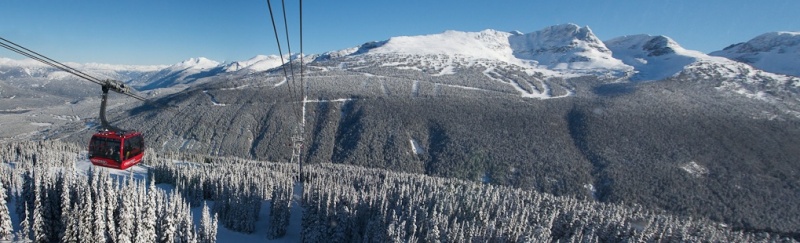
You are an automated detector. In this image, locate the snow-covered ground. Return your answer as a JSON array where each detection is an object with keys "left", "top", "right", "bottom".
[
  {"left": 223, "top": 55, "right": 286, "bottom": 73},
  {"left": 680, "top": 161, "right": 710, "bottom": 178},
  {"left": 188, "top": 198, "right": 303, "bottom": 242},
  {"left": 409, "top": 138, "right": 424, "bottom": 155},
  {"left": 187, "top": 182, "right": 304, "bottom": 243}
]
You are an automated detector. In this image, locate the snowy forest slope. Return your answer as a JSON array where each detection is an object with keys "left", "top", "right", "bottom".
[
  {"left": 35, "top": 52, "right": 800, "bottom": 236},
  {"left": 0, "top": 140, "right": 796, "bottom": 242}
]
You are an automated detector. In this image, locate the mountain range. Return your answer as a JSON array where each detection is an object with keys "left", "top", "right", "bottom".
[
  {"left": 1, "top": 24, "right": 798, "bottom": 93},
  {"left": 3, "top": 23, "right": 800, "bottom": 236},
  {"left": 711, "top": 31, "right": 800, "bottom": 77}
]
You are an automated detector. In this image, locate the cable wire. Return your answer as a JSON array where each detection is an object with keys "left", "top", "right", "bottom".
[
  {"left": 281, "top": 0, "right": 298, "bottom": 96},
  {"left": 280, "top": 0, "right": 303, "bottom": 121},
  {"left": 0, "top": 41, "right": 103, "bottom": 86},
  {"left": 300, "top": 0, "right": 305, "bottom": 106},
  {"left": 265, "top": 0, "right": 303, "bottom": 122},
  {"left": 0, "top": 37, "right": 105, "bottom": 85},
  {"left": 0, "top": 37, "right": 149, "bottom": 102},
  {"left": 2, "top": 2, "right": 311, "bottom": 156}
]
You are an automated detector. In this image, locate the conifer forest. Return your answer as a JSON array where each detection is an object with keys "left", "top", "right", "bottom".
[{"left": 0, "top": 141, "right": 796, "bottom": 242}]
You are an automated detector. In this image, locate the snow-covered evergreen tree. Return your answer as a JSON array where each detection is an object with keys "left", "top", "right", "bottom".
[
  {"left": 198, "top": 202, "right": 217, "bottom": 243},
  {"left": 59, "top": 172, "right": 77, "bottom": 242},
  {"left": 210, "top": 209, "right": 218, "bottom": 243},
  {"left": 158, "top": 196, "right": 176, "bottom": 243},
  {"left": 171, "top": 191, "right": 196, "bottom": 243},
  {"left": 267, "top": 186, "right": 291, "bottom": 239},
  {"left": 92, "top": 175, "right": 107, "bottom": 243},
  {"left": 105, "top": 176, "right": 118, "bottom": 243},
  {"left": 180, "top": 209, "right": 197, "bottom": 243},
  {"left": 18, "top": 204, "right": 30, "bottom": 242},
  {"left": 425, "top": 217, "right": 441, "bottom": 243},
  {"left": 32, "top": 181, "right": 47, "bottom": 243},
  {"left": 77, "top": 183, "right": 94, "bottom": 242},
  {"left": 38, "top": 178, "right": 54, "bottom": 242},
  {"left": 138, "top": 179, "right": 158, "bottom": 243},
  {"left": 0, "top": 181, "right": 13, "bottom": 241},
  {"left": 60, "top": 210, "right": 79, "bottom": 243},
  {"left": 17, "top": 170, "right": 33, "bottom": 222},
  {"left": 116, "top": 188, "right": 134, "bottom": 243}
]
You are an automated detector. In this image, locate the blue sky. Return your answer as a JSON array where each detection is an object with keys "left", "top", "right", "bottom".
[{"left": 1, "top": 0, "right": 798, "bottom": 65}]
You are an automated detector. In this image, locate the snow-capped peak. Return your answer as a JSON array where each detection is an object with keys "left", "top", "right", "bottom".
[
  {"left": 512, "top": 24, "right": 603, "bottom": 51},
  {"left": 171, "top": 57, "right": 220, "bottom": 70},
  {"left": 509, "top": 23, "right": 631, "bottom": 71},
  {"left": 0, "top": 57, "right": 168, "bottom": 81},
  {"left": 352, "top": 24, "right": 632, "bottom": 75},
  {"left": 223, "top": 55, "right": 285, "bottom": 72},
  {"left": 367, "top": 29, "right": 515, "bottom": 63},
  {"left": 721, "top": 32, "right": 800, "bottom": 53},
  {"left": 605, "top": 34, "right": 707, "bottom": 81},
  {"left": 317, "top": 46, "right": 361, "bottom": 60},
  {"left": 68, "top": 62, "right": 167, "bottom": 72},
  {"left": 0, "top": 57, "right": 50, "bottom": 67},
  {"left": 610, "top": 35, "right": 686, "bottom": 56},
  {"left": 710, "top": 31, "right": 800, "bottom": 77}
]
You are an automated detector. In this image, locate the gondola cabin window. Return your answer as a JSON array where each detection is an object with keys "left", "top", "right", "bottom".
[
  {"left": 124, "top": 135, "right": 144, "bottom": 159},
  {"left": 89, "top": 137, "right": 122, "bottom": 162}
]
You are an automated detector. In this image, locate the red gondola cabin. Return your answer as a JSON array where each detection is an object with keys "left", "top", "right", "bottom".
[{"left": 88, "top": 131, "right": 145, "bottom": 170}]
